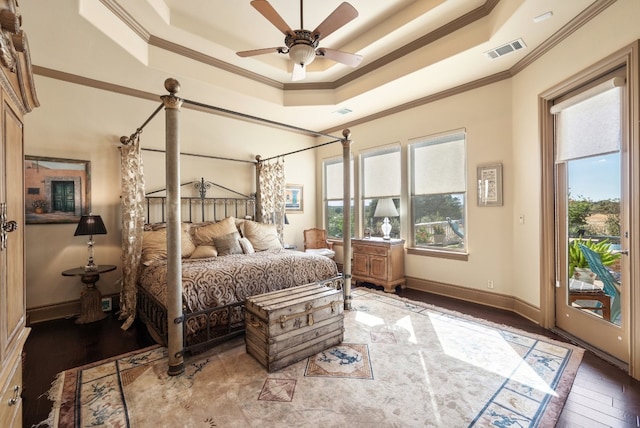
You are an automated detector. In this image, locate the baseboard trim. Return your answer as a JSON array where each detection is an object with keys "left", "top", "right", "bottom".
[
  {"left": 27, "top": 293, "right": 120, "bottom": 324},
  {"left": 405, "top": 276, "right": 541, "bottom": 325},
  {"left": 28, "top": 282, "right": 540, "bottom": 327}
]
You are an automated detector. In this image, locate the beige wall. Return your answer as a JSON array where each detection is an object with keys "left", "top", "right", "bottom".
[
  {"left": 316, "top": 80, "right": 514, "bottom": 297},
  {"left": 24, "top": 76, "right": 317, "bottom": 311},
  {"left": 510, "top": 0, "right": 640, "bottom": 307},
  {"left": 24, "top": 0, "right": 640, "bottom": 316},
  {"left": 317, "top": 0, "right": 640, "bottom": 310}
]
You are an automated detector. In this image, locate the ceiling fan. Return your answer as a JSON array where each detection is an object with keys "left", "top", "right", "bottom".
[{"left": 236, "top": 0, "right": 363, "bottom": 81}]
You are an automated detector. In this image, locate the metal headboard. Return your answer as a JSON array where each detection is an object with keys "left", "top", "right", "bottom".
[{"left": 144, "top": 177, "right": 256, "bottom": 224}]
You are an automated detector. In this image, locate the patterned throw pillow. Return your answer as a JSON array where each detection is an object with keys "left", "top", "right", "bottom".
[{"left": 213, "top": 231, "right": 243, "bottom": 256}]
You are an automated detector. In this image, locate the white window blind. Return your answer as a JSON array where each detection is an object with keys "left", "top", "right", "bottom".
[
  {"left": 362, "top": 146, "right": 401, "bottom": 198},
  {"left": 411, "top": 133, "right": 466, "bottom": 195},
  {"left": 553, "top": 77, "right": 625, "bottom": 162},
  {"left": 325, "top": 158, "right": 354, "bottom": 200}
]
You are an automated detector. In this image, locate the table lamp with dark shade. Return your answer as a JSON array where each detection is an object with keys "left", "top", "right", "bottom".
[{"left": 74, "top": 214, "right": 107, "bottom": 271}]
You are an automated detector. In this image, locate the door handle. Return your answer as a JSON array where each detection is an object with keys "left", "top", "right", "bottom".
[{"left": 614, "top": 249, "right": 629, "bottom": 256}]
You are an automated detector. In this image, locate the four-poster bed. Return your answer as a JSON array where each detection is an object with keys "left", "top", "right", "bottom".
[
  {"left": 119, "top": 78, "right": 353, "bottom": 375},
  {"left": 136, "top": 179, "right": 340, "bottom": 354}
]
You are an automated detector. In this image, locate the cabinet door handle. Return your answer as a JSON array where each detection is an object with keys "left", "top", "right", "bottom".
[
  {"left": 1, "top": 202, "right": 18, "bottom": 251},
  {"left": 7, "top": 385, "right": 20, "bottom": 406}
]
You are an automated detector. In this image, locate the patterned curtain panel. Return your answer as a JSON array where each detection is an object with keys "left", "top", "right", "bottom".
[
  {"left": 257, "top": 159, "right": 285, "bottom": 240},
  {"left": 119, "top": 136, "right": 145, "bottom": 330}
]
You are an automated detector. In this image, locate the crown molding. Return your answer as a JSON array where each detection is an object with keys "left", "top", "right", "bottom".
[
  {"left": 284, "top": 0, "right": 500, "bottom": 91},
  {"left": 321, "top": 70, "right": 511, "bottom": 134},
  {"left": 148, "top": 36, "right": 284, "bottom": 90},
  {"left": 32, "top": 65, "right": 160, "bottom": 101},
  {"left": 97, "top": 0, "right": 500, "bottom": 92},
  {"left": 511, "top": 0, "right": 617, "bottom": 75},
  {"left": 93, "top": 0, "right": 613, "bottom": 94},
  {"left": 98, "top": 0, "right": 150, "bottom": 42},
  {"left": 34, "top": 0, "right": 616, "bottom": 134}
]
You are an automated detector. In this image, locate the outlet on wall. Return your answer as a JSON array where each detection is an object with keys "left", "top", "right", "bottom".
[{"left": 487, "top": 280, "right": 494, "bottom": 289}]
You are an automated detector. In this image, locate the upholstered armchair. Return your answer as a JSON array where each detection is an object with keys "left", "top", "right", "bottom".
[{"left": 303, "top": 228, "right": 335, "bottom": 259}]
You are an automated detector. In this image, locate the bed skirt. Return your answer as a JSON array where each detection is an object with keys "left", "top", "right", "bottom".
[{"left": 137, "top": 275, "right": 344, "bottom": 354}]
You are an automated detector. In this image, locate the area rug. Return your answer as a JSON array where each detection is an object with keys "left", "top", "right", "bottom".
[{"left": 43, "top": 288, "right": 583, "bottom": 427}]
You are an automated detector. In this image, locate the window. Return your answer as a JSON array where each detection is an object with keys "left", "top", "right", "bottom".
[
  {"left": 324, "top": 157, "right": 354, "bottom": 238},
  {"left": 410, "top": 131, "right": 466, "bottom": 252},
  {"left": 361, "top": 145, "right": 401, "bottom": 239}
]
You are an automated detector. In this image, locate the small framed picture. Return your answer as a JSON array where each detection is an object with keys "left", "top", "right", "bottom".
[
  {"left": 477, "top": 163, "right": 503, "bottom": 206},
  {"left": 285, "top": 184, "right": 303, "bottom": 213},
  {"left": 101, "top": 297, "right": 112, "bottom": 312}
]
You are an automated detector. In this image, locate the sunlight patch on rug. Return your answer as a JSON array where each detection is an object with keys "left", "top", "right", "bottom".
[{"left": 43, "top": 289, "right": 583, "bottom": 427}]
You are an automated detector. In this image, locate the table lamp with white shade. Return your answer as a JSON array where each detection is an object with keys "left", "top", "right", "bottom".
[{"left": 373, "top": 198, "right": 399, "bottom": 240}]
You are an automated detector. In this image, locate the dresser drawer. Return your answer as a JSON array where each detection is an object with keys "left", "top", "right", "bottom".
[
  {"left": 352, "top": 243, "right": 387, "bottom": 256},
  {"left": 0, "top": 354, "right": 22, "bottom": 428}
]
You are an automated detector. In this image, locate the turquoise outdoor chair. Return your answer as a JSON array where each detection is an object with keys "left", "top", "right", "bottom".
[
  {"left": 446, "top": 217, "right": 464, "bottom": 239},
  {"left": 579, "top": 244, "right": 621, "bottom": 324}
]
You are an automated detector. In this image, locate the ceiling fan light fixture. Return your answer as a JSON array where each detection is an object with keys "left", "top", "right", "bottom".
[
  {"left": 238, "top": 0, "right": 362, "bottom": 80},
  {"left": 289, "top": 43, "right": 316, "bottom": 66}
]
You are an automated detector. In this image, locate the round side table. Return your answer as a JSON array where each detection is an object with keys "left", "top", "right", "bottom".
[{"left": 62, "top": 265, "right": 116, "bottom": 324}]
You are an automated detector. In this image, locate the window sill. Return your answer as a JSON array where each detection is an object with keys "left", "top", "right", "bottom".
[{"left": 406, "top": 247, "right": 469, "bottom": 261}]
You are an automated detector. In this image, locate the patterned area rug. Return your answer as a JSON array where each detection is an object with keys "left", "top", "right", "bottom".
[{"left": 43, "top": 289, "right": 583, "bottom": 427}]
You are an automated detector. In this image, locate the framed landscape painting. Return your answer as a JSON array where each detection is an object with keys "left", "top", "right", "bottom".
[{"left": 24, "top": 156, "right": 91, "bottom": 224}]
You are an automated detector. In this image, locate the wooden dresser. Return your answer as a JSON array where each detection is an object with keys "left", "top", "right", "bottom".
[
  {"left": 352, "top": 238, "right": 405, "bottom": 293},
  {"left": 0, "top": 1, "right": 38, "bottom": 426}
]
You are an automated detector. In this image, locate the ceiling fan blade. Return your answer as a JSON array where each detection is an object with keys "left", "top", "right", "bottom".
[
  {"left": 316, "top": 48, "right": 363, "bottom": 67},
  {"left": 236, "top": 47, "right": 286, "bottom": 57},
  {"left": 312, "top": 2, "right": 358, "bottom": 40},
  {"left": 292, "top": 63, "right": 306, "bottom": 81},
  {"left": 250, "top": 0, "right": 294, "bottom": 36}
]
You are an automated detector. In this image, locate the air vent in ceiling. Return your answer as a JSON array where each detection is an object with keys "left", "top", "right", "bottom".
[{"left": 484, "top": 38, "right": 527, "bottom": 60}]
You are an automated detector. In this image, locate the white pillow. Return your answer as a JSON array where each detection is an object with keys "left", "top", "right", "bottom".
[{"left": 239, "top": 237, "right": 255, "bottom": 254}]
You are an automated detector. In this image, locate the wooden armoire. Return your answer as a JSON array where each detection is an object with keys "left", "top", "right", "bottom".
[{"left": 0, "top": 0, "right": 38, "bottom": 426}]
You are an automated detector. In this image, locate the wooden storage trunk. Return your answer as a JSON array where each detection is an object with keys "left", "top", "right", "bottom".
[{"left": 245, "top": 279, "right": 344, "bottom": 372}]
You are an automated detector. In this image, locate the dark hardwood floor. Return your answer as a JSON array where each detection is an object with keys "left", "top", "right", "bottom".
[
  {"left": 23, "top": 287, "right": 640, "bottom": 427},
  {"left": 23, "top": 313, "right": 156, "bottom": 427}
]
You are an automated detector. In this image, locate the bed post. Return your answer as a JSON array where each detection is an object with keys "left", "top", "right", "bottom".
[
  {"left": 342, "top": 129, "right": 353, "bottom": 310},
  {"left": 255, "top": 155, "right": 262, "bottom": 222},
  {"left": 162, "top": 78, "right": 185, "bottom": 376}
]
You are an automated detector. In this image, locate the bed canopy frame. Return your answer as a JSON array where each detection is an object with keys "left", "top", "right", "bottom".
[{"left": 120, "top": 78, "right": 353, "bottom": 376}]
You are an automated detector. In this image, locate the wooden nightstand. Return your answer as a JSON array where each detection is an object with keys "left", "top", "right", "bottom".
[
  {"left": 351, "top": 238, "right": 405, "bottom": 293},
  {"left": 62, "top": 265, "right": 116, "bottom": 324}
]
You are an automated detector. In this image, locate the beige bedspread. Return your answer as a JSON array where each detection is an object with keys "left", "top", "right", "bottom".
[{"left": 138, "top": 248, "right": 339, "bottom": 314}]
